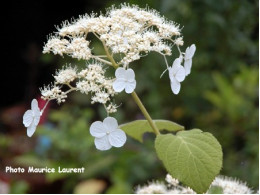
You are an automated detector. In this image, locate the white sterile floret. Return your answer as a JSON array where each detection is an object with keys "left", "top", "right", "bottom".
[
  {"left": 184, "top": 44, "right": 196, "bottom": 76},
  {"left": 23, "top": 99, "right": 41, "bottom": 137},
  {"left": 90, "top": 117, "right": 127, "bottom": 151},
  {"left": 113, "top": 67, "right": 136, "bottom": 94},
  {"left": 168, "top": 58, "right": 186, "bottom": 94}
]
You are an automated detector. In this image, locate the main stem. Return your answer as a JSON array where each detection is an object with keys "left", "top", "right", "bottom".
[{"left": 131, "top": 92, "right": 160, "bottom": 135}]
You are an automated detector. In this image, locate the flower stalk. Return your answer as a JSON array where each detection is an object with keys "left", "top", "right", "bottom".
[{"left": 131, "top": 91, "right": 160, "bottom": 135}]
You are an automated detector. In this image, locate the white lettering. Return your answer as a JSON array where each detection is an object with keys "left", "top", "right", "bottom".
[
  {"left": 58, "top": 167, "right": 85, "bottom": 173},
  {"left": 5, "top": 166, "right": 25, "bottom": 173}
]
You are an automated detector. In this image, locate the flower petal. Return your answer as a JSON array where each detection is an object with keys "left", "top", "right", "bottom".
[
  {"left": 185, "top": 44, "right": 196, "bottom": 60},
  {"left": 115, "top": 67, "right": 126, "bottom": 79},
  {"left": 125, "top": 68, "right": 135, "bottom": 81},
  {"left": 175, "top": 66, "right": 186, "bottom": 82},
  {"left": 90, "top": 121, "right": 106, "bottom": 138},
  {"left": 170, "top": 78, "right": 181, "bottom": 94},
  {"left": 27, "top": 123, "right": 37, "bottom": 137},
  {"left": 125, "top": 80, "right": 136, "bottom": 94},
  {"left": 94, "top": 136, "right": 112, "bottom": 151},
  {"left": 23, "top": 110, "right": 33, "bottom": 127},
  {"left": 34, "top": 112, "right": 41, "bottom": 126},
  {"left": 113, "top": 78, "right": 126, "bottom": 92},
  {"left": 31, "top": 99, "right": 40, "bottom": 113},
  {"left": 172, "top": 58, "right": 182, "bottom": 72},
  {"left": 108, "top": 129, "right": 127, "bottom": 147},
  {"left": 184, "top": 59, "right": 192, "bottom": 76},
  {"left": 190, "top": 44, "right": 196, "bottom": 57},
  {"left": 103, "top": 117, "right": 118, "bottom": 132}
]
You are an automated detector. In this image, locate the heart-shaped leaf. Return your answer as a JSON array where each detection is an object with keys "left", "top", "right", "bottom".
[
  {"left": 155, "top": 129, "right": 222, "bottom": 193},
  {"left": 119, "top": 120, "right": 184, "bottom": 142}
]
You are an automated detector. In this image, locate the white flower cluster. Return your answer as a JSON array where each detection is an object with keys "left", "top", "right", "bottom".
[
  {"left": 54, "top": 66, "right": 77, "bottom": 84},
  {"left": 40, "top": 85, "right": 67, "bottom": 104},
  {"left": 40, "top": 63, "right": 117, "bottom": 113},
  {"left": 44, "top": 4, "right": 182, "bottom": 66},
  {"left": 211, "top": 175, "right": 254, "bottom": 194},
  {"left": 43, "top": 36, "right": 92, "bottom": 60},
  {"left": 135, "top": 182, "right": 168, "bottom": 194},
  {"left": 77, "top": 63, "right": 116, "bottom": 109},
  {"left": 135, "top": 174, "right": 255, "bottom": 194}
]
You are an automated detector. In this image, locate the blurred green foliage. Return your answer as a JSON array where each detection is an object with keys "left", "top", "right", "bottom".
[{"left": 3, "top": 0, "right": 258, "bottom": 193}]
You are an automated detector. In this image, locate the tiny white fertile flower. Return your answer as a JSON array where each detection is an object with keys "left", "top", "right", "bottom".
[
  {"left": 90, "top": 117, "right": 127, "bottom": 151},
  {"left": 113, "top": 67, "right": 136, "bottom": 94},
  {"left": 23, "top": 99, "right": 41, "bottom": 137},
  {"left": 168, "top": 58, "right": 186, "bottom": 94},
  {"left": 184, "top": 44, "right": 196, "bottom": 76},
  {"left": 165, "top": 174, "right": 179, "bottom": 186},
  {"left": 210, "top": 175, "right": 253, "bottom": 194},
  {"left": 54, "top": 66, "right": 77, "bottom": 84},
  {"left": 135, "top": 182, "right": 168, "bottom": 194}
]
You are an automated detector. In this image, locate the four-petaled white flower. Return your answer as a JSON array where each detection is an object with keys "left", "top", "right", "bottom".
[
  {"left": 113, "top": 67, "right": 136, "bottom": 94},
  {"left": 184, "top": 44, "right": 196, "bottom": 76},
  {"left": 90, "top": 117, "right": 127, "bottom": 151},
  {"left": 23, "top": 99, "right": 41, "bottom": 137},
  {"left": 168, "top": 58, "right": 186, "bottom": 94}
]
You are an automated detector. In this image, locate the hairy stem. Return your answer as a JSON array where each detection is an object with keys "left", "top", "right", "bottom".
[{"left": 131, "top": 91, "right": 160, "bottom": 135}]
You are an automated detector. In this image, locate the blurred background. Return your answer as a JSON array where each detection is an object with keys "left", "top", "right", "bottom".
[{"left": 0, "top": 0, "right": 258, "bottom": 193}]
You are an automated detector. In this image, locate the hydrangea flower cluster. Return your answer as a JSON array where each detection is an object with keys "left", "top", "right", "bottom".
[
  {"left": 44, "top": 4, "right": 182, "bottom": 66},
  {"left": 40, "top": 63, "right": 117, "bottom": 109},
  {"left": 23, "top": 4, "right": 196, "bottom": 151},
  {"left": 135, "top": 174, "right": 254, "bottom": 194}
]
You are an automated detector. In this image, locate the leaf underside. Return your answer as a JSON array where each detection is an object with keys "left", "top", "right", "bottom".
[
  {"left": 119, "top": 120, "right": 184, "bottom": 142},
  {"left": 155, "top": 129, "right": 223, "bottom": 193}
]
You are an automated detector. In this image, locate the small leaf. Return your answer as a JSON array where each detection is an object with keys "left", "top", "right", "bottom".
[
  {"left": 119, "top": 120, "right": 184, "bottom": 142},
  {"left": 155, "top": 129, "right": 223, "bottom": 193}
]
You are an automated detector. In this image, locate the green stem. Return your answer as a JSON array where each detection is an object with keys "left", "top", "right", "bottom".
[
  {"left": 102, "top": 42, "right": 118, "bottom": 68},
  {"left": 93, "top": 32, "right": 118, "bottom": 68},
  {"left": 131, "top": 91, "right": 160, "bottom": 135}
]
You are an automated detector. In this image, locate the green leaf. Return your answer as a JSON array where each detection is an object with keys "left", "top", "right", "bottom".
[
  {"left": 119, "top": 120, "right": 184, "bottom": 142},
  {"left": 155, "top": 129, "right": 222, "bottom": 193}
]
